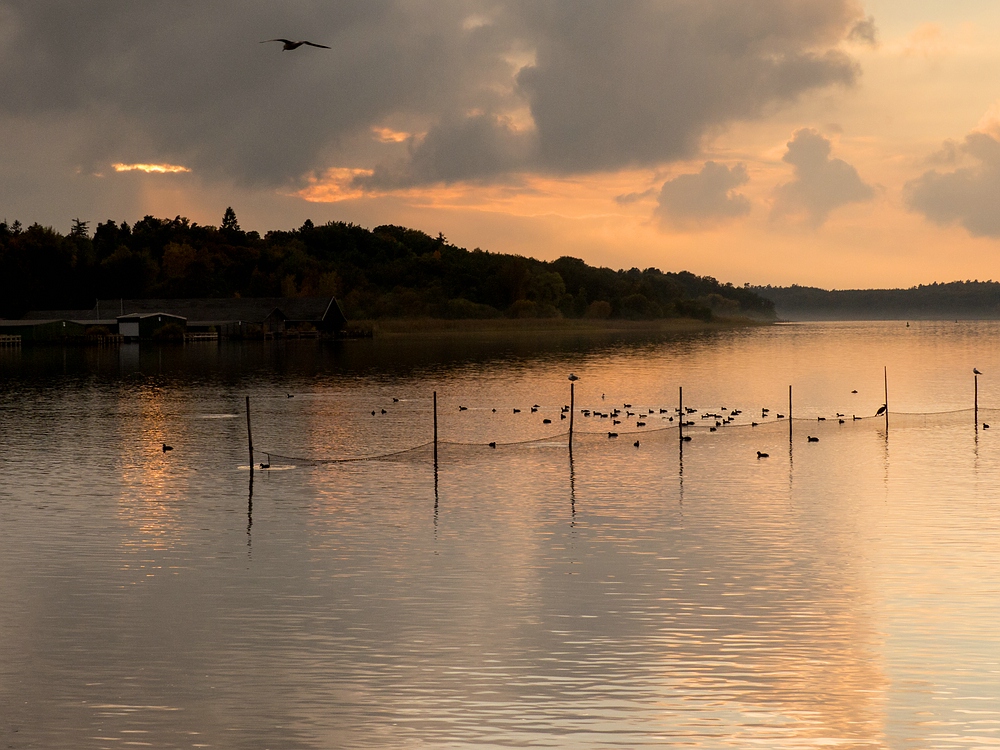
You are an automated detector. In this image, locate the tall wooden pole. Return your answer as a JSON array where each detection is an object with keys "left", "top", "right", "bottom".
[
  {"left": 569, "top": 381, "right": 575, "bottom": 449},
  {"left": 975, "top": 373, "right": 979, "bottom": 429},
  {"left": 433, "top": 390, "right": 438, "bottom": 464},
  {"left": 245, "top": 395, "right": 254, "bottom": 471},
  {"left": 884, "top": 366, "right": 889, "bottom": 431},
  {"left": 789, "top": 385, "right": 793, "bottom": 442},
  {"left": 679, "top": 386, "right": 684, "bottom": 441}
]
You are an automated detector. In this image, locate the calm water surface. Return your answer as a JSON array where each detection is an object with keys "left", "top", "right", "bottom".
[{"left": 2, "top": 321, "right": 1000, "bottom": 749}]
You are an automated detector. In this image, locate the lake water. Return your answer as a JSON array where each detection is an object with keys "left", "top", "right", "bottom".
[{"left": 3, "top": 321, "right": 1000, "bottom": 749}]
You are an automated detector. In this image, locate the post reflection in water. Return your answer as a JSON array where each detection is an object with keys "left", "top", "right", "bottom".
[
  {"left": 2, "top": 324, "right": 1000, "bottom": 748},
  {"left": 677, "top": 436, "right": 684, "bottom": 505},
  {"left": 247, "top": 469, "right": 253, "bottom": 555},
  {"left": 433, "top": 456, "right": 439, "bottom": 535},
  {"left": 568, "top": 445, "right": 576, "bottom": 527}
]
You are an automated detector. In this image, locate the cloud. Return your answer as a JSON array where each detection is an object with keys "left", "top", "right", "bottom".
[
  {"left": 0, "top": 0, "right": 869, "bottom": 202},
  {"left": 905, "top": 131, "right": 1000, "bottom": 237},
  {"left": 772, "top": 128, "right": 874, "bottom": 226},
  {"left": 614, "top": 189, "right": 656, "bottom": 206},
  {"left": 654, "top": 162, "right": 751, "bottom": 228},
  {"left": 357, "top": 113, "right": 535, "bottom": 188},
  {"left": 848, "top": 15, "right": 878, "bottom": 46}
]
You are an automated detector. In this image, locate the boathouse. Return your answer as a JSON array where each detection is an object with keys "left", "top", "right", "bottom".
[{"left": 19, "top": 297, "right": 347, "bottom": 337}]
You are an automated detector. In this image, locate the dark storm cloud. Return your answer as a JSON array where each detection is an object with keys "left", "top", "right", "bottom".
[
  {"left": 772, "top": 128, "right": 873, "bottom": 226},
  {"left": 0, "top": 0, "right": 869, "bottom": 195},
  {"left": 655, "top": 161, "right": 751, "bottom": 228},
  {"left": 904, "top": 131, "right": 1000, "bottom": 238}
]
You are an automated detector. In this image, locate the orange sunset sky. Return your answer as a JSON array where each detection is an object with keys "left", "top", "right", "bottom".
[{"left": 4, "top": 1, "right": 1000, "bottom": 288}]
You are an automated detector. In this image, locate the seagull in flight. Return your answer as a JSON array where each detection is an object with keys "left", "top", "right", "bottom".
[{"left": 261, "top": 38, "right": 331, "bottom": 51}]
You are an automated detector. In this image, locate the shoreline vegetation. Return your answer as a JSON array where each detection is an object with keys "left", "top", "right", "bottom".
[
  {"left": 756, "top": 282, "right": 1000, "bottom": 320},
  {"left": 0, "top": 209, "right": 775, "bottom": 324},
  {"left": 354, "top": 315, "right": 769, "bottom": 338}
]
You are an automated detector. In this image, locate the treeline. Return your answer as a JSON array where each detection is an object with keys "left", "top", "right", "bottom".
[
  {"left": 755, "top": 282, "right": 1000, "bottom": 320},
  {"left": 0, "top": 211, "right": 775, "bottom": 321}
]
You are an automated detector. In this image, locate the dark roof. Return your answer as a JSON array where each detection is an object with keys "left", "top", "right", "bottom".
[
  {"left": 25, "top": 297, "right": 346, "bottom": 328},
  {"left": 118, "top": 312, "right": 187, "bottom": 321}
]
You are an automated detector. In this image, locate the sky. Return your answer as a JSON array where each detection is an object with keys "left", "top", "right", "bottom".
[{"left": 4, "top": 1, "right": 1000, "bottom": 289}]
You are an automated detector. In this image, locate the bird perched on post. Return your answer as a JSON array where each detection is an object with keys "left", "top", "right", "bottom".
[
  {"left": 875, "top": 404, "right": 887, "bottom": 416},
  {"left": 261, "top": 38, "right": 331, "bottom": 51},
  {"left": 974, "top": 368, "right": 983, "bottom": 375},
  {"left": 568, "top": 373, "right": 580, "bottom": 381}
]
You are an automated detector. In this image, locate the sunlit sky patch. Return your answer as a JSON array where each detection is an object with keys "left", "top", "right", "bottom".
[{"left": 112, "top": 163, "right": 191, "bottom": 174}]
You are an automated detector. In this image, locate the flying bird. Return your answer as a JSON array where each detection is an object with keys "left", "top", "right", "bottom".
[
  {"left": 261, "top": 38, "right": 331, "bottom": 51},
  {"left": 974, "top": 368, "right": 983, "bottom": 375}
]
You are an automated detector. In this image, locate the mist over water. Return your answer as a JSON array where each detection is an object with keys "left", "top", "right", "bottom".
[{"left": 2, "top": 321, "right": 1000, "bottom": 749}]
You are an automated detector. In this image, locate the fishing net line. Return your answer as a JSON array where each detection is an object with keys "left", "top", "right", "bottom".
[{"left": 257, "top": 404, "right": 1000, "bottom": 467}]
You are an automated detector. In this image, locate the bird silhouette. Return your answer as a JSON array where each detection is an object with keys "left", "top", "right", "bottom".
[
  {"left": 568, "top": 373, "right": 580, "bottom": 381},
  {"left": 975, "top": 368, "right": 983, "bottom": 375},
  {"left": 489, "top": 441, "right": 497, "bottom": 448},
  {"left": 757, "top": 451, "right": 769, "bottom": 458},
  {"left": 261, "top": 38, "right": 331, "bottom": 50},
  {"left": 162, "top": 443, "right": 173, "bottom": 452},
  {"left": 807, "top": 436, "right": 819, "bottom": 442},
  {"left": 875, "top": 404, "right": 887, "bottom": 416},
  {"left": 633, "top": 440, "right": 640, "bottom": 448},
  {"left": 260, "top": 453, "right": 271, "bottom": 469}
]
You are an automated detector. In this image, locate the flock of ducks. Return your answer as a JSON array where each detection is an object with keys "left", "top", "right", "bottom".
[
  {"left": 163, "top": 368, "right": 988, "bottom": 463},
  {"left": 361, "top": 392, "right": 895, "bottom": 458}
]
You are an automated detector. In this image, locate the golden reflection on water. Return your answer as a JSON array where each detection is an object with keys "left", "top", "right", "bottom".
[{"left": 115, "top": 385, "right": 189, "bottom": 563}]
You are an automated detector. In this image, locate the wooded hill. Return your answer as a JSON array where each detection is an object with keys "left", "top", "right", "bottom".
[
  {"left": 755, "top": 282, "right": 1000, "bottom": 320},
  {"left": 0, "top": 211, "right": 775, "bottom": 321}
]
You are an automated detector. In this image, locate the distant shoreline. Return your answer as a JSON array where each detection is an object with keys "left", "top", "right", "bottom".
[{"left": 352, "top": 316, "right": 771, "bottom": 338}]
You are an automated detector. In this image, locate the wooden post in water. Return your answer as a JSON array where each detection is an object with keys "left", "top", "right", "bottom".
[
  {"left": 245, "top": 395, "right": 254, "bottom": 471},
  {"left": 433, "top": 390, "right": 438, "bottom": 464},
  {"left": 884, "top": 366, "right": 889, "bottom": 431},
  {"left": 679, "top": 386, "right": 684, "bottom": 441},
  {"left": 789, "top": 385, "right": 793, "bottom": 442},
  {"left": 975, "top": 372, "right": 979, "bottom": 429},
  {"left": 569, "top": 381, "right": 575, "bottom": 449}
]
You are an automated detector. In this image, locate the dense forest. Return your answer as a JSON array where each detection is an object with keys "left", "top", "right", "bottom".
[
  {"left": 0, "top": 210, "right": 774, "bottom": 321},
  {"left": 755, "top": 282, "right": 1000, "bottom": 320}
]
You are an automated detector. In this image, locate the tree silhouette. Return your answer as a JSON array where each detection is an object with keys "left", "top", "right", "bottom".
[
  {"left": 221, "top": 207, "right": 240, "bottom": 232},
  {"left": 70, "top": 218, "right": 90, "bottom": 239}
]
